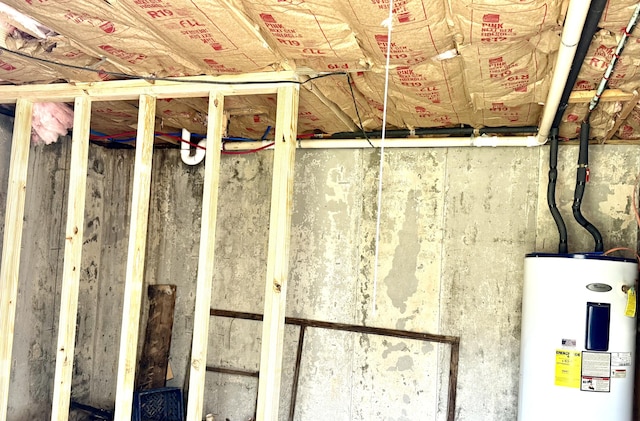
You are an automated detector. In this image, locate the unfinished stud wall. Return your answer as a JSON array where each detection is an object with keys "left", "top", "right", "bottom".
[{"left": 5, "top": 124, "right": 640, "bottom": 421}]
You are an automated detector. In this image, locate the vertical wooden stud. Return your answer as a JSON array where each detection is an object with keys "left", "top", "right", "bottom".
[
  {"left": 113, "top": 94, "right": 156, "bottom": 421},
  {"left": 185, "top": 91, "right": 225, "bottom": 421},
  {"left": 50, "top": 96, "right": 92, "bottom": 421},
  {"left": 0, "top": 99, "right": 32, "bottom": 421},
  {"left": 256, "top": 84, "right": 299, "bottom": 421}
]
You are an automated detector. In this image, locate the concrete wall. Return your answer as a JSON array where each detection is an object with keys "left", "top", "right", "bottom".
[{"left": 4, "top": 125, "right": 639, "bottom": 420}]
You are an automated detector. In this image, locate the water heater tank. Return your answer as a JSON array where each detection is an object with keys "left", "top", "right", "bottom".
[{"left": 518, "top": 253, "right": 637, "bottom": 421}]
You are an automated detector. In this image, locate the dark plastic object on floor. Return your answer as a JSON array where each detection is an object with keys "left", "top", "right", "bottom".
[{"left": 132, "top": 387, "right": 184, "bottom": 421}]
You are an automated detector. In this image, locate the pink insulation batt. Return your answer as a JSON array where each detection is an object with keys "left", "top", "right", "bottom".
[{"left": 31, "top": 102, "right": 74, "bottom": 144}]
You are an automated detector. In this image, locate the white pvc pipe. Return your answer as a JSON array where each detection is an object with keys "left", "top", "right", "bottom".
[
  {"left": 536, "top": 0, "right": 593, "bottom": 144},
  {"left": 180, "top": 128, "right": 206, "bottom": 165},
  {"left": 222, "top": 135, "right": 541, "bottom": 151}
]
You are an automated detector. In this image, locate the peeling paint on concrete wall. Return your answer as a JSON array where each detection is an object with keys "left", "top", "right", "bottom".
[{"left": 5, "top": 137, "right": 640, "bottom": 421}]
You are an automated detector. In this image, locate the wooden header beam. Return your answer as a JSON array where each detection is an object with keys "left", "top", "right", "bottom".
[{"left": 0, "top": 72, "right": 299, "bottom": 103}]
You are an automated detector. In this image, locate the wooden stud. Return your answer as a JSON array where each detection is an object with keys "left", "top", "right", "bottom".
[
  {"left": 0, "top": 72, "right": 298, "bottom": 104},
  {"left": 0, "top": 99, "right": 32, "bottom": 421},
  {"left": 113, "top": 94, "right": 156, "bottom": 421},
  {"left": 603, "top": 90, "right": 640, "bottom": 143},
  {"left": 185, "top": 91, "right": 225, "bottom": 421},
  {"left": 568, "top": 88, "right": 636, "bottom": 103},
  {"left": 50, "top": 96, "right": 92, "bottom": 421},
  {"left": 256, "top": 84, "right": 299, "bottom": 421}
]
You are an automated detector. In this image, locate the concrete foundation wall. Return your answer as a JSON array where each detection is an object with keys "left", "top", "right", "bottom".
[{"left": 4, "top": 122, "right": 639, "bottom": 420}]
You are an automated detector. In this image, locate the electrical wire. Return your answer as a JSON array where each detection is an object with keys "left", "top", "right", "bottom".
[
  {"left": 372, "top": 0, "right": 395, "bottom": 317},
  {"left": 0, "top": 45, "right": 346, "bottom": 86},
  {"left": 346, "top": 73, "right": 374, "bottom": 148},
  {"left": 89, "top": 129, "right": 279, "bottom": 155}
]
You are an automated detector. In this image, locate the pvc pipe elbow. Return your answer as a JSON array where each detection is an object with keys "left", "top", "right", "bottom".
[{"left": 180, "top": 128, "right": 206, "bottom": 166}]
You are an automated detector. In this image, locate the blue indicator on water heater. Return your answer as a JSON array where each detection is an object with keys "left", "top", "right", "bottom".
[{"left": 585, "top": 302, "right": 610, "bottom": 351}]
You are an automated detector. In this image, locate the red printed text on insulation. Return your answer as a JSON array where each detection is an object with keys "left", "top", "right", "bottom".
[
  {"left": 299, "top": 111, "right": 320, "bottom": 122},
  {"left": 376, "top": 35, "right": 415, "bottom": 60},
  {"left": 260, "top": 13, "right": 302, "bottom": 46},
  {"left": 488, "top": 56, "right": 528, "bottom": 92},
  {"left": 396, "top": 67, "right": 442, "bottom": 103},
  {"left": 64, "top": 10, "right": 116, "bottom": 33},
  {"left": 590, "top": 44, "right": 614, "bottom": 70},
  {"left": 415, "top": 107, "right": 452, "bottom": 125},
  {"left": 489, "top": 103, "right": 520, "bottom": 122},
  {"left": 480, "top": 14, "right": 514, "bottom": 43},
  {"left": 179, "top": 26, "right": 224, "bottom": 51},
  {"left": 99, "top": 45, "right": 147, "bottom": 64},
  {"left": 134, "top": 0, "right": 167, "bottom": 8},
  {"left": 0, "top": 60, "right": 16, "bottom": 72},
  {"left": 370, "top": 0, "right": 413, "bottom": 23},
  {"left": 203, "top": 59, "right": 240, "bottom": 73}
]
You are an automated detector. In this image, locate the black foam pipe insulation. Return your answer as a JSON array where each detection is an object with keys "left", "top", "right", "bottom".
[
  {"left": 547, "top": 0, "right": 607, "bottom": 253},
  {"left": 572, "top": 121, "right": 604, "bottom": 252},
  {"left": 547, "top": 128, "right": 568, "bottom": 254},
  {"left": 328, "top": 125, "right": 539, "bottom": 139}
]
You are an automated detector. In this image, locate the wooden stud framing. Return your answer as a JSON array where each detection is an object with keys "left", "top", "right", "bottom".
[
  {"left": 113, "top": 94, "right": 156, "bottom": 421},
  {"left": 604, "top": 89, "right": 640, "bottom": 143},
  {"left": 568, "top": 88, "right": 636, "bottom": 103},
  {"left": 51, "top": 96, "right": 92, "bottom": 421},
  {"left": 256, "top": 84, "right": 300, "bottom": 421},
  {"left": 0, "top": 72, "right": 299, "bottom": 104},
  {"left": 0, "top": 99, "right": 32, "bottom": 421},
  {"left": 185, "top": 91, "right": 226, "bottom": 421},
  {"left": 0, "top": 74, "right": 301, "bottom": 420}
]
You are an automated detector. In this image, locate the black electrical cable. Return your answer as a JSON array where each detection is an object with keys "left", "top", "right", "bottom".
[
  {"left": 346, "top": 73, "right": 374, "bottom": 148},
  {"left": 547, "top": 128, "right": 568, "bottom": 254},
  {"left": 0, "top": 45, "right": 346, "bottom": 86},
  {"left": 572, "top": 121, "right": 604, "bottom": 252}
]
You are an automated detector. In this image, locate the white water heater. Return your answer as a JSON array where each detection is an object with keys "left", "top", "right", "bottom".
[{"left": 518, "top": 253, "right": 637, "bottom": 421}]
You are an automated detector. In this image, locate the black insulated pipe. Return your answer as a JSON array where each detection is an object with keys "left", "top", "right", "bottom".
[
  {"left": 328, "top": 126, "right": 539, "bottom": 139},
  {"left": 547, "top": 128, "right": 568, "bottom": 254},
  {"left": 572, "top": 122, "right": 604, "bottom": 252},
  {"left": 546, "top": 0, "right": 607, "bottom": 254}
]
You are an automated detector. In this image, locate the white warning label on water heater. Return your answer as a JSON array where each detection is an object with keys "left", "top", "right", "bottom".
[
  {"left": 582, "top": 352, "right": 611, "bottom": 377},
  {"left": 581, "top": 376, "right": 610, "bottom": 392},
  {"left": 611, "top": 352, "right": 632, "bottom": 367},
  {"left": 581, "top": 352, "right": 611, "bottom": 392}
]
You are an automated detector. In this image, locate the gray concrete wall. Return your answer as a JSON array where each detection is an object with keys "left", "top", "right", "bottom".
[{"left": 4, "top": 132, "right": 639, "bottom": 420}]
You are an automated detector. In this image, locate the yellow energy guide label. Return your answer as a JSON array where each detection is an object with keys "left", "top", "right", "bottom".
[{"left": 555, "top": 349, "right": 582, "bottom": 388}]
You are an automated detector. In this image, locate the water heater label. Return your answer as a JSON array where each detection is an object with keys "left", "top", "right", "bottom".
[
  {"left": 555, "top": 350, "right": 581, "bottom": 388},
  {"left": 581, "top": 351, "right": 611, "bottom": 392},
  {"left": 582, "top": 351, "right": 611, "bottom": 377},
  {"left": 581, "top": 376, "right": 610, "bottom": 392},
  {"left": 611, "top": 352, "right": 632, "bottom": 367}
]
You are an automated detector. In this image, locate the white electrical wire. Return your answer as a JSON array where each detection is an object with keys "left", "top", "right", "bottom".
[{"left": 372, "top": 0, "right": 395, "bottom": 317}]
